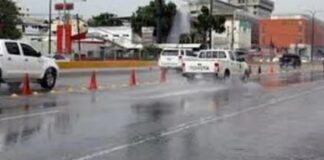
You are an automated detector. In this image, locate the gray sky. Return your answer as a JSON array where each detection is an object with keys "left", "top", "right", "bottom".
[{"left": 19, "top": 0, "right": 324, "bottom": 19}]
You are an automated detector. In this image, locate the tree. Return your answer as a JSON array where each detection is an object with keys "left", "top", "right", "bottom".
[
  {"left": 193, "top": 6, "right": 225, "bottom": 47},
  {"left": 0, "top": 0, "right": 21, "bottom": 39},
  {"left": 88, "top": 12, "right": 123, "bottom": 27},
  {"left": 131, "top": 1, "right": 177, "bottom": 42}
]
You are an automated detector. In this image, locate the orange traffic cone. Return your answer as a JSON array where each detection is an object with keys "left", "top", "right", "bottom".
[
  {"left": 88, "top": 71, "right": 98, "bottom": 91},
  {"left": 160, "top": 68, "right": 167, "bottom": 83},
  {"left": 22, "top": 74, "right": 31, "bottom": 96},
  {"left": 129, "top": 70, "right": 137, "bottom": 87},
  {"left": 268, "top": 64, "right": 274, "bottom": 75}
]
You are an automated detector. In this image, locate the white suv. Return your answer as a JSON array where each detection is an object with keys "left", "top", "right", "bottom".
[
  {"left": 0, "top": 39, "right": 59, "bottom": 90},
  {"left": 158, "top": 49, "right": 197, "bottom": 70}
]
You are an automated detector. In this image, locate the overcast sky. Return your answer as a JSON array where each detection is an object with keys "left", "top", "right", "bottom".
[{"left": 18, "top": 0, "right": 324, "bottom": 19}]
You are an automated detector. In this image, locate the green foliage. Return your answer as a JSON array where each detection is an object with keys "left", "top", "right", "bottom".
[
  {"left": 131, "top": 1, "right": 177, "bottom": 42},
  {"left": 0, "top": 0, "right": 22, "bottom": 39},
  {"left": 142, "top": 44, "right": 161, "bottom": 60},
  {"left": 193, "top": 6, "right": 226, "bottom": 45},
  {"left": 88, "top": 12, "right": 123, "bottom": 27}
]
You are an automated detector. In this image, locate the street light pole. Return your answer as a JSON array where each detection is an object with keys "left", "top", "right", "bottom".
[
  {"left": 311, "top": 13, "right": 315, "bottom": 63},
  {"left": 48, "top": 0, "right": 52, "bottom": 55},
  {"left": 209, "top": 0, "right": 213, "bottom": 49}
]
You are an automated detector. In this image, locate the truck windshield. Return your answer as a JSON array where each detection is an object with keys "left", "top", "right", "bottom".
[{"left": 161, "top": 50, "right": 178, "bottom": 56}]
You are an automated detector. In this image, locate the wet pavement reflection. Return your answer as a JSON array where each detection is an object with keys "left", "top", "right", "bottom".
[{"left": 0, "top": 70, "right": 323, "bottom": 160}]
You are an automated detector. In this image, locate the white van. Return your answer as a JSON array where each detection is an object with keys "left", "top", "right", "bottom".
[
  {"left": 158, "top": 48, "right": 197, "bottom": 70},
  {"left": 0, "top": 39, "right": 59, "bottom": 90}
]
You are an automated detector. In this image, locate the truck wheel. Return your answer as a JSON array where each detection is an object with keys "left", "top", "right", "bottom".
[
  {"left": 40, "top": 68, "right": 57, "bottom": 90},
  {"left": 224, "top": 69, "right": 230, "bottom": 80}
]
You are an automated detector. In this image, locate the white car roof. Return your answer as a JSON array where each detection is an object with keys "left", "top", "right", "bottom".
[{"left": 200, "top": 49, "right": 232, "bottom": 52}]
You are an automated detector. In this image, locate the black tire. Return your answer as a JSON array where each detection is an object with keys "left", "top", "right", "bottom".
[
  {"left": 40, "top": 68, "right": 57, "bottom": 90},
  {"left": 224, "top": 69, "right": 230, "bottom": 80}
]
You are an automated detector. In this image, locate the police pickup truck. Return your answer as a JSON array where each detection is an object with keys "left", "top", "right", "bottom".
[{"left": 182, "top": 49, "right": 250, "bottom": 80}]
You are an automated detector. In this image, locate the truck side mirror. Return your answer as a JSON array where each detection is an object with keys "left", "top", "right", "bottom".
[{"left": 36, "top": 52, "right": 42, "bottom": 57}]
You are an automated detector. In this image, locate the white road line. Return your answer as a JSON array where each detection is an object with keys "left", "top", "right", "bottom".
[
  {"left": 143, "top": 86, "right": 225, "bottom": 100},
  {"left": 74, "top": 85, "right": 324, "bottom": 160},
  {"left": 0, "top": 110, "right": 59, "bottom": 122}
]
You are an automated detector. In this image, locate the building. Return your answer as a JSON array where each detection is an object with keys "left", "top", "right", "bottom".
[
  {"left": 189, "top": 0, "right": 259, "bottom": 49},
  {"left": 13, "top": 0, "right": 30, "bottom": 17},
  {"left": 259, "top": 14, "right": 324, "bottom": 59},
  {"left": 228, "top": 0, "right": 274, "bottom": 18},
  {"left": 78, "top": 26, "right": 143, "bottom": 59}
]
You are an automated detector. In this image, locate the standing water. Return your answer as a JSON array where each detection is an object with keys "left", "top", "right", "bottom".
[{"left": 167, "top": 0, "right": 191, "bottom": 43}]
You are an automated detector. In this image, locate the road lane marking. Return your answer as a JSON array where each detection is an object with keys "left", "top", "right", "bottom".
[
  {"left": 143, "top": 86, "right": 225, "bottom": 100},
  {"left": 74, "top": 85, "right": 324, "bottom": 160},
  {"left": 0, "top": 110, "right": 59, "bottom": 122}
]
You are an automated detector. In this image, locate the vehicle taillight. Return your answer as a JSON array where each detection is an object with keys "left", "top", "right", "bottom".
[{"left": 214, "top": 63, "right": 220, "bottom": 72}]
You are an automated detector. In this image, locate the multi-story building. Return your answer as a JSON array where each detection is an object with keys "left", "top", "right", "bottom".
[
  {"left": 259, "top": 14, "right": 324, "bottom": 59},
  {"left": 228, "top": 0, "right": 274, "bottom": 18},
  {"left": 189, "top": 0, "right": 259, "bottom": 49}
]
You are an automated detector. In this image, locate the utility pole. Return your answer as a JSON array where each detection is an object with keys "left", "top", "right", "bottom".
[
  {"left": 76, "top": 14, "right": 81, "bottom": 61},
  {"left": 231, "top": 11, "right": 235, "bottom": 50},
  {"left": 156, "top": 0, "right": 163, "bottom": 43},
  {"left": 48, "top": 0, "right": 52, "bottom": 55},
  {"left": 209, "top": 0, "right": 213, "bottom": 49},
  {"left": 311, "top": 14, "right": 315, "bottom": 63}
]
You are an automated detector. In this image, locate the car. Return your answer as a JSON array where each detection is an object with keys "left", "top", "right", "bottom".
[
  {"left": 279, "top": 54, "right": 301, "bottom": 69},
  {"left": 158, "top": 48, "right": 197, "bottom": 71},
  {"left": 182, "top": 49, "right": 250, "bottom": 81},
  {"left": 0, "top": 39, "right": 59, "bottom": 90},
  {"left": 52, "top": 54, "right": 71, "bottom": 62}
]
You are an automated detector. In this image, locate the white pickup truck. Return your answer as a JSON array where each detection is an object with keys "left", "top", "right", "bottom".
[
  {"left": 182, "top": 49, "right": 250, "bottom": 80},
  {"left": 0, "top": 39, "right": 59, "bottom": 90}
]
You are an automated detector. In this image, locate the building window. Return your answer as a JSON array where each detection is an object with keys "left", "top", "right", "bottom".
[{"left": 298, "top": 26, "right": 303, "bottom": 33}]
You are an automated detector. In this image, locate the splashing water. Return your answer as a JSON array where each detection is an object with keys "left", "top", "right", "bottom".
[{"left": 167, "top": 0, "right": 191, "bottom": 43}]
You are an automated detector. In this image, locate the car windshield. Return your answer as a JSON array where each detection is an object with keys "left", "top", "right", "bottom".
[{"left": 161, "top": 50, "right": 178, "bottom": 56}]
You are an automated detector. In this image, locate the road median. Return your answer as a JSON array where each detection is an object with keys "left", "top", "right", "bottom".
[{"left": 57, "top": 60, "right": 157, "bottom": 70}]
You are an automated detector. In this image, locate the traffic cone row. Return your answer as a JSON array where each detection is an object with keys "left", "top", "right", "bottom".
[{"left": 18, "top": 68, "right": 168, "bottom": 96}]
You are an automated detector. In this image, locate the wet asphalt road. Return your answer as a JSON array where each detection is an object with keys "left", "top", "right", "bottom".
[{"left": 1, "top": 69, "right": 324, "bottom": 160}]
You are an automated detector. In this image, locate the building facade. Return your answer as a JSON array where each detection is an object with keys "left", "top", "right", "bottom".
[
  {"left": 189, "top": 0, "right": 259, "bottom": 49},
  {"left": 259, "top": 14, "right": 324, "bottom": 59},
  {"left": 228, "top": 0, "right": 274, "bottom": 18}
]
